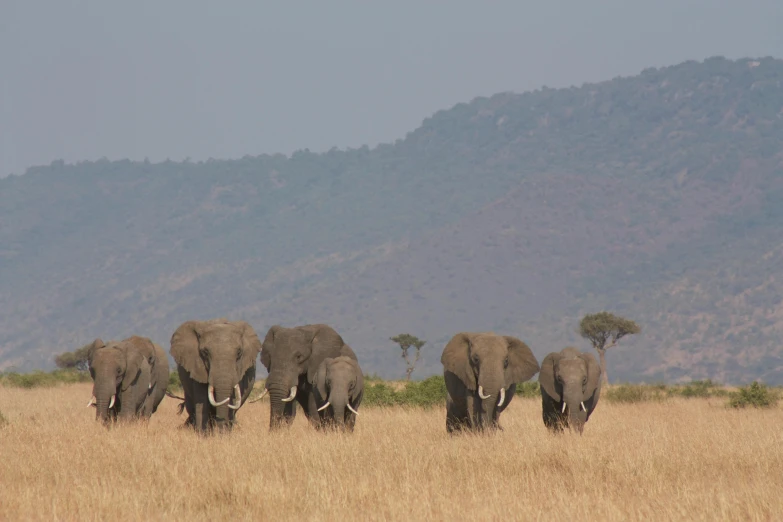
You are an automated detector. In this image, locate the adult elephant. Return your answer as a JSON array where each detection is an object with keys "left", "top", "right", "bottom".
[
  {"left": 86, "top": 336, "right": 169, "bottom": 423},
  {"left": 539, "top": 347, "right": 602, "bottom": 434},
  {"left": 442, "top": 332, "right": 540, "bottom": 433},
  {"left": 260, "top": 324, "right": 357, "bottom": 429},
  {"left": 313, "top": 355, "right": 364, "bottom": 432},
  {"left": 170, "top": 318, "right": 261, "bottom": 433}
]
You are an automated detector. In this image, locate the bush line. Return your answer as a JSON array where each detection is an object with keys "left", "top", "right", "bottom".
[{"left": 1, "top": 370, "right": 779, "bottom": 409}]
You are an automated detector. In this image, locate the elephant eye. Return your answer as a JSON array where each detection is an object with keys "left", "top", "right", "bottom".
[
  {"left": 471, "top": 355, "right": 479, "bottom": 365},
  {"left": 583, "top": 376, "right": 587, "bottom": 384},
  {"left": 349, "top": 381, "right": 355, "bottom": 390},
  {"left": 236, "top": 348, "right": 243, "bottom": 360},
  {"left": 115, "top": 367, "right": 122, "bottom": 375},
  {"left": 503, "top": 357, "right": 509, "bottom": 369}
]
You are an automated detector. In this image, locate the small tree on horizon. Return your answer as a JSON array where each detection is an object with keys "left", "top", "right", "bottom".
[
  {"left": 390, "top": 334, "right": 426, "bottom": 381},
  {"left": 578, "top": 312, "right": 640, "bottom": 385},
  {"left": 54, "top": 343, "right": 92, "bottom": 372}
]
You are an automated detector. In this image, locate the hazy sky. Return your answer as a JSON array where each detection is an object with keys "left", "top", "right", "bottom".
[{"left": 2, "top": 0, "right": 782, "bottom": 177}]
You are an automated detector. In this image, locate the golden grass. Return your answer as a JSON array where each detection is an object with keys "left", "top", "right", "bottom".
[{"left": 1, "top": 384, "right": 781, "bottom": 521}]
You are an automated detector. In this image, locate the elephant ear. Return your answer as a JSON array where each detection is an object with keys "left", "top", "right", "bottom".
[
  {"left": 352, "top": 358, "right": 364, "bottom": 406},
  {"left": 441, "top": 333, "right": 475, "bottom": 391},
  {"left": 503, "top": 336, "right": 540, "bottom": 386},
  {"left": 538, "top": 352, "right": 561, "bottom": 402},
  {"left": 580, "top": 351, "right": 602, "bottom": 400},
  {"left": 120, "top": 340, "right": 146, "bottom": 392},
  {"left": 86, "top": 338, "right": 106, "bottom": 366},
  {"left": 305, "top": 326, "right": 347, "bottom": 383},
  {"left": 260, "top": 325, "right": 280, "bottom": 371},
  {"left": 237, "top": 321, "right": 262, "bottom": 374},
  {"left": 170, "top": 321, "right": 208, "bottom": 383},
  {"left": 313, "top": 358, "right": 331, "bottom": 403}
]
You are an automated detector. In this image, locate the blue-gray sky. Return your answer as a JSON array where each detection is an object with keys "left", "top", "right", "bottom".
[{"left": 2, "top": 0, "right": 782, "bottom": 177}]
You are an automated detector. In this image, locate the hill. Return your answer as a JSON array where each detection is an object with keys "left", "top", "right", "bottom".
[{"left": 1, "top": 56, "right": 782, "bottom": 383}]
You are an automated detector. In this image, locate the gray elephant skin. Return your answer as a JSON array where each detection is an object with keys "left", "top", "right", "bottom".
[
  {"left": 86, "top": 336, "right": 169, "bottom": 423},
  {"left": 539, "top": 347, "right": 602, "bottom": 434},
  {"left": 312, "top": 355, "right": 364, "bottom": 432},
  {"left": 170, "top": 318, "right": 261, "bottom": 433},
  {"left": 260, "top": 324, "right": 357, "bottom": 430},
  {"left": 442, "top": 332, "right": 540, "bottom": 433}
]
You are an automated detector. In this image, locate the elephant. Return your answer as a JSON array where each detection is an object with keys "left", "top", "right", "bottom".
[
  {"left": 260, "top": 324, "right": 357, "bottom": 430},
  {"left": 312, "top": 355, "right": 364, "bottom": 432},
  {"left": 441, "top": 332, "right": 540, "bottom": 433},
  {"left": 539, "top": 347, "right": 602, "bottom": 434},
  {"left": 86, "top": 336, "right": 169, "bottom": 423},
  {"left": 170, "top": 318, "right": 261, "bottom": 433}
]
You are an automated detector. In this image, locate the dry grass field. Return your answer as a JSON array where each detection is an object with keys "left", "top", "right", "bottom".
[{"left": 1, "top": 383, "right": 782, "bottom": 521}]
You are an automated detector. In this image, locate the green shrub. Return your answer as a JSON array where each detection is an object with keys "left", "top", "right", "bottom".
[
  {"left": 363, "top": 376, "right": 446, "bottom": 408},
  {"left": 605, "top": 383, "right": 668, "bottom": 403},
  {"left": 0, "top": 409, "right": 7, "bottom": 428},
  {"left": 728, "top": 381, "right": 779, "bottom": 409},
  {"left": 673, "top": 379, "right": 728, "bottom": 398},
  {"left": 363, "top": 381, "right": 402, "bottom": 407},
  {"left": 168, "top": 371, "right": 182, "bottom": 390},
  {"left": 0, "top": 369, "right": 91, "bottom": 388},
  {"left": 515, "top": 381, "right": 541, "bottom": 398}
]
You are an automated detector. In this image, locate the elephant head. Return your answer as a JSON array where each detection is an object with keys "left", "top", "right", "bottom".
[
  {"left": 261, "top": 324, "right": 356, "bottom": 429},
  {"left": 539, "top": 347, "right": 601, "bottom": 433},
  {"left": 87, "top": 336, "right": 157, "bottom": 423},
  {"left": 170, "top": 319, "right": 261, "bottom": 428},
  {"left": 442, "top": 332, "right": 540, "bottom": 429},
  {"left": 313, "top": 356, "right": 364, "bottom": 430}
]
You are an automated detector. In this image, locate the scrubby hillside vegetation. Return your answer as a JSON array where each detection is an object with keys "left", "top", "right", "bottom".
[{"left": 1, "top": 56, "right": 782, "bottom": 383}]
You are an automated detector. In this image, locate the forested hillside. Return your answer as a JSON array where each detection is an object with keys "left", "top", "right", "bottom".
[{"left": 1, "top": 56, "right": 782, "bottom": 383}]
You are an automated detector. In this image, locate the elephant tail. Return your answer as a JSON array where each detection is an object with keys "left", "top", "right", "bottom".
[{"left": 164, "top": 389, "right": 187, "bottom": 415}]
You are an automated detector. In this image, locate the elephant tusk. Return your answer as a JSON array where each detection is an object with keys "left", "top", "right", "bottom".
[
  {"left": 347, "top": 403, "right": 359, "bottom": 415},
  {"left": 208, "top": 385, "right": 230, "bottom": 407},
  {"left": 580, "top": 401, "right": 586, "bottom": 412},
  {"left": 109, "top": 395, "right": 116, "bottom": 409},
  {"left": 561, "top": 402, "right": 567, "bottom": 414},
  {"left": 497, "top": 388, "right": 506, "bottom": 407},
  {"left": 86, "top": 396, "right": 96, "bottom": 408},
  {"left": 149, "top": 383, "right": 153, "bottom": 390},
  {"left": 317, "top": 401, "right": 331, "bottom": 412},
  {"left": 478, "top": 386, "right": 491, "bottom": 399},
  {"left": 248, "top": 389, "right": 268, "bottom": 403},
  {"left": 227, "top": 384, "right": 242, "bottom": 410},
  {"left": 281, "top": 386, "right": 297, "bottom": 403}
]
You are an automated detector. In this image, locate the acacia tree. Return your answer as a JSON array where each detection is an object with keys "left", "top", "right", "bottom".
[
  {"left": 390, "top": 334, "right": 426, "bottom": 381},
  {"left": 54, "top": 343, "right": 93, "bottom": 372},
  {"left": 578, "top": 312, "right": 640, "bottom": 385}
]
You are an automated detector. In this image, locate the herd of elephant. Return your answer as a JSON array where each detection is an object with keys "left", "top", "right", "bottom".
[{"left": 85, "top": 318, "right": 603, "bottom": 435}]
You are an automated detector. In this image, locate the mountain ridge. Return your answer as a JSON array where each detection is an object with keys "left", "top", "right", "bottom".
[{"left": 1, "top": 55, "right": 782, "bottom": 383}]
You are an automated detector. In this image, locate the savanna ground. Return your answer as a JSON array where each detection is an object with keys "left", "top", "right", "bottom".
[{"left": 1, "top": 383, "right": 782, "bottom": 521}]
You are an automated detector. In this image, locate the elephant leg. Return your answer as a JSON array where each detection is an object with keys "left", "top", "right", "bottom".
[
  {"left": 297, "top": 391, "right": 320, "bottom": 429},
  {"left": 345, "top": 411, "right": 357, "bottom": 432},
  {"left": 446, "top": 395, "right": 470, "bottom": 434},
  {"left": 192, "top": 383, "right": 211, "bottom": 433},
  {"left": 542, "top": 397, "right": 565, "bottom": 433}
]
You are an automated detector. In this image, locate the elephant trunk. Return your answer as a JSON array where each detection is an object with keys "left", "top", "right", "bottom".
[
  {"left": 328, "top": 393, "right": 349, "bottom": 428},
  {"left": 93, "top": 380, "right": 118, "bottom": 423},
  {"left": 266, "top": 372, "right": 297, "bottom": 429},
  {"left": 210, "top": 383, "right": 234, "bottom": 428},
  {"left": 476, "top": 375, "right": 505, "bottom": 430},
  {"left": 562, "top": 384, "right": 587, "bottom": 433}
]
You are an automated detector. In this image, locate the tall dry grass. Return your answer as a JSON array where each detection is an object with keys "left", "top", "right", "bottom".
[{"left": 0, "top": 383, "right": 781, "bottom": 521}]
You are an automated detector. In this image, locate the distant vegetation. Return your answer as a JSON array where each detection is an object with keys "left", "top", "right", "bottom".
[
  {"left": 1, "top": 56, "right": 783, "bottom": 384},
  {"left": 579, "top": 312, "right": 641, "bottom": 384},
  {"left": 4, "top": 368, "right": 779, "bottom": 409}
]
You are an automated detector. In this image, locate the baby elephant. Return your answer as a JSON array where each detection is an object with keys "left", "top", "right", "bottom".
[
  {"left": 312, "top": 356, "right": 364, "bottom": 432},
  {"left": 539, "top": 347, "right": 602, "bottom": 434}
]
